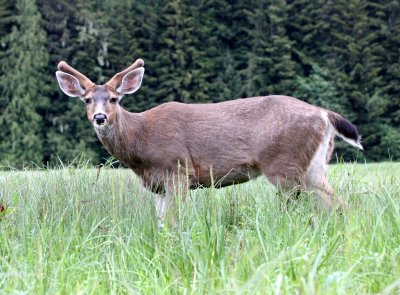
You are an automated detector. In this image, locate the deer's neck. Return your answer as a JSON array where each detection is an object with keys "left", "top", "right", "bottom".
[{"left": 95, "top": 108, "right": 145, "bottom": 168}]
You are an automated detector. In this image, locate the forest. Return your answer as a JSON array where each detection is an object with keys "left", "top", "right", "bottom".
[{"left": 0, "top": 0, "right": 399, "bottom": 168}]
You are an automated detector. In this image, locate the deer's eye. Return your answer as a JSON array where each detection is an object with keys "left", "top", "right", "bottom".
[
  {"left": 84, "top": 98, "right": 92, "bottom": 104},
  {"left": 110, "top": 97, "right": 118, "bottom": 104}
]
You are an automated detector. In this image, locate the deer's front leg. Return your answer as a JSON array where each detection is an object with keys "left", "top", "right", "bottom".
[
  {"left": 155, "top": 173, "right": 189, "bottom": 228},
  {"left": 155, "top": 193, "right": 168, "bottom": 227}
]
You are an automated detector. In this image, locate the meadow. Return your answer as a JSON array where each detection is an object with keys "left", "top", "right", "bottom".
[{"left": 0, "top": 162, "right": 399, "bottom": 294}]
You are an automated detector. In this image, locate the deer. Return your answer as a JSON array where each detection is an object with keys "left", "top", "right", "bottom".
[{"left": 55, "top": 58, "right": 363, "bottom": 224}]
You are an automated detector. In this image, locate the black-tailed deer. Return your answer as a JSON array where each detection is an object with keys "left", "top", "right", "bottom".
[{"left": 56, "top": 59, "right": 363, "bottom": 223}]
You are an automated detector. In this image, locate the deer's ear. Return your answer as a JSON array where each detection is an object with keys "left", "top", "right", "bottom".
[
  {"left": 56, "top": 71, "right": 86, "bottom": 97},
  {"left": 116, "top": 67, "right": 144, "bottom": 95}
]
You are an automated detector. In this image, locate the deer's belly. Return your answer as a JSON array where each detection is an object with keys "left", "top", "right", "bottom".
[{"left": 192, "top": 165, "right": 261, "bottom": 188}]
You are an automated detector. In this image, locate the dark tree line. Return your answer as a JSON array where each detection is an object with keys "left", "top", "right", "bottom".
[{"left": 0, "top": 0, "right": 399, "bottom": 168}]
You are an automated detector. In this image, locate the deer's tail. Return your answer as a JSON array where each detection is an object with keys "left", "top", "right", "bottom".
[{"left": 328, "top": 111, "right": 363, "bottom": 150}]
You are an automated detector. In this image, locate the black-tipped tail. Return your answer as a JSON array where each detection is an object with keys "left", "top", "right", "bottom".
[{"left": 328, "top": 112, "right": 363, "bottom": 150}]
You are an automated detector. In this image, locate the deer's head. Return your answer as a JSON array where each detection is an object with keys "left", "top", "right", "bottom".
[{"left": 56, "top": 59, "right": 144, "bottom": 128}]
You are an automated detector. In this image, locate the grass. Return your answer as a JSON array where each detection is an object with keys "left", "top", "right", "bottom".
[{"left": 0, "top": 162, "right": 399, "bottom": 294}]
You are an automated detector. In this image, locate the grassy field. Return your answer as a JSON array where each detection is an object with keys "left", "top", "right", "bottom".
[{"left": 0, "top": 162, "right": 399, "bottom": 294}]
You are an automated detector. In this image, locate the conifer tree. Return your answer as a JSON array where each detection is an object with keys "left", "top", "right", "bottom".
[
  {"left": 0, "top": 0, "right": 13, "bottom": 39},
  {"left": 0, "top": 0, "right": 14, "bottom": 110},
  {"left": 153, "top": 0, "right": 189, "bottom": 103},
  {"left": 319, "top": 0, "right": 393, "bottom": 160},
  {"left": 0, "top": 0, "right": 48, "bottom": 168},
  {"left": 205, "top": 0, "right": 250, "bottom": 100},
  {"left": 377, "top": 0, "right": 400, "bottom": 159},
  {"left": 215, "top": 51, "right": 242, "bottom": 101},
  {"left": 286, "top": 0, "right": 326, "bottom": 72},
  {"left": 244, "top": 0, "right": 296, "bottom": 97}
]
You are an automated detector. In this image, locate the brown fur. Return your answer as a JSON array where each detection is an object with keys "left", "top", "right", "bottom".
[
  {"left": 56, "top": 60, "right": 363, "bottom": 223},
  {"left": 93, "top": 95, "right": 330, "bottom": 192}
]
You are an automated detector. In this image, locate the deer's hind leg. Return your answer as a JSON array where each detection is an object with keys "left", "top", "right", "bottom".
[
  {"left": 262, "top": 167, "right": 307, "bottom": 208},
  {"left": 306, "top": 167, "right": 335, "bottom": 209},
  {"left": 305, "top": 130, "right": 344, "bottom": 210}
]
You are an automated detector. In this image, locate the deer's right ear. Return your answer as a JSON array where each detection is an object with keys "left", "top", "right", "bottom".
[{"left": 56, "top": 71, "right": 86, "bottom": 97}]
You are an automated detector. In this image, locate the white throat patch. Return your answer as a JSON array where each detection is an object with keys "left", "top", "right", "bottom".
[{"left": 94, "top": 124, "right": 113, "bottom": 139}]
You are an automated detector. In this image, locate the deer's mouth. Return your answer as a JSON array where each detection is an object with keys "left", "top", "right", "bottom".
[
  {"left": 94, "top": 121, "right": 106, "bottom": 126},
  {"left": 93, "top": 121, "right": 108, "bottom": 130}
]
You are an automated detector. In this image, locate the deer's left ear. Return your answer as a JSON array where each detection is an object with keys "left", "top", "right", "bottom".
[{"left": 116, "top": 67, "right": 144, "bottom": 95}]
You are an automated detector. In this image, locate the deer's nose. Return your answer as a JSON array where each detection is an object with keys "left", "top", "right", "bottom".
[{"left": 94, "top": 113, "right": 107, "bottom": 125}]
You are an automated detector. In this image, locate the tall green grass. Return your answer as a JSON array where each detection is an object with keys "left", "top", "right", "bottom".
[{"left": 0, "top": 163, "right": 399, "bottom": 294}]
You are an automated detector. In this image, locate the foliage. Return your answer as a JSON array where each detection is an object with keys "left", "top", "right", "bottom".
[
  {"left": 0, "top": 0, "right": 48, "bottom": 168},
  {"left": 0, "top": 0, "right": 399, "bottom": 166}
]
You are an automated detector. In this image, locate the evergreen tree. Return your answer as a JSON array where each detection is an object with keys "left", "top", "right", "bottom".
[
  {"left": 215, "top": 51, "right": 242, "bottom": 101},
  {"left": 0, "top": 0, "right": 13, "bottom": 39},
  {"left": 0, "top": 0, "right": 14, "bottom": 112},
  {"left": 153, "top": 0, "right": 211, "bottom": 104},
  {"left": 377, "top": 0, "right": 400, "bottom": 159},
  {"left": 320, "top": 0, "right": 393, "bottom": 160},
  {"left": 294, "top": 65, "right": 341, "bottom": 113},
  {"left": 0, "top": 0, "right": 48, "bottom": 168},
  {"left": 202, "top": 0, "right": 251, "bottom": 100},
  {"left": 244, "top": 0, "right": 296, "bottom": 97},
  {"left": 286, "top": 0, "right": 326, "bottom": 73},
  {"left": 181, "top": 0, "right": 238, "bottom": 102}
]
